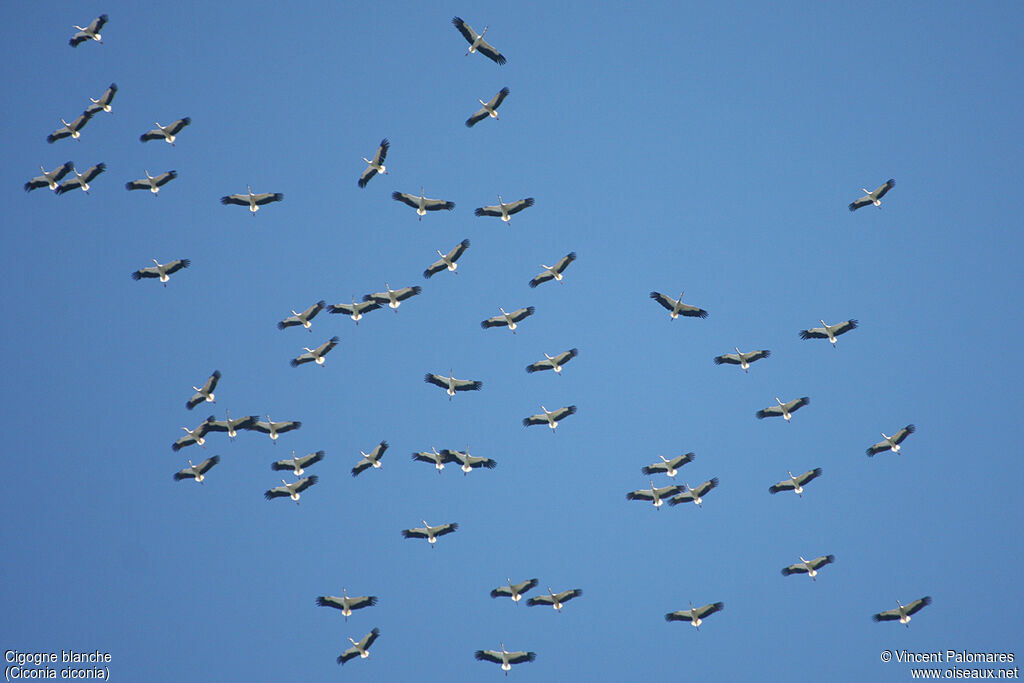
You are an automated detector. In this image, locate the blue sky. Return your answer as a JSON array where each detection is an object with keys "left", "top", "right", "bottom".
[{"left": 3, "top": 2, "right": 1022, "bottom": 680}]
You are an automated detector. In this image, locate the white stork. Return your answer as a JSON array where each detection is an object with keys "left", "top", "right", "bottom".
[
  {"left": 337, "top": 628, "right": 380, "bottom": 665},
  {"left": 352, "top": 440, "right": 388, "bottom": 477},
  {"left": 171, "top": 416, "right": 215, "bottom": 451},
  {"left": 69, "top": 14, "right": 107, "bottom": 47},
  {"left": 173, "top": 456, "right": 220, "bottom": 484},
  {"left": 641, "top": 452, "right": 695, "bottom": 478},
  {"left": 650, "top": 291, "right": 708, "bottom": 319},
  {"left": 475, "top": 195, "right": 533, "bottom": 223},
  {"left": 316, "top": 590, "right": 378, "bottom": 621},
  {"left": 523, "top": 405, "right": 576, "bottom": 431},
  {"left": 358, "top": 138, "right": 389, "bottom": 188},
  {"left": 799, "top": 319, "right": 858, "bottom": 346},
  {"left": 264, "top": 475, "right": 318, "bottom": 504},
  {"left": 530, "top": 252, "right": 576, "bottom": 288},
  {"left": 849, "top": 179, "right": 895, "bottom": 211},
  {"left": 278, "top": 300, "right": 326, "bottom": 331},
  {"left": 626, "top": 481, "right": 686, "bottom": 511},
  {"left": 401, "top": 521, "right": 458, "bottom": 548},
  {"left": 527, "top": 587, "right": 582, "bottom": 612},
  {"left": 329, "top": 297, "right": 381, "bottom": 325},
  {"left": 86, "top": 83, "right": 117, "bottom": 115},
  {"left": 769, "top": 468, "right": 822, "bottom": 496},
  {"left": 452, "top": 17, "right": 506, "bottom": 64},
  {"left": 272, "top": 450, "right": 325, "bottom": 477},
  {"left": 131, "top": 258, "right": 189, "bottom": 286},
  {"left": 220, "top": 185, "right": 283, "bottom": 214},
  {"left": 713, "top": 348, "right": 770, "bottom": 373},
  {"left": 441, "top": 447, "right": 496, "bottom": 476},
  {"left": 391, "top": 188, "right": 455, "bottom": 220},
  {"left": 56, "top": 163, "right": 105, "bottom": 194},
  {"left": 364, "top": 284, "right": 422, "bottom": 312},
  {"left": 186, "top": 370, "right": 220, "bottom": 409},
  {"left": 24, "top": 162, "right": 74, "bottom": 192},
  {"left": 251, "top": 416, "right": 302, "bottom": 443},
  {"left": 424, "top": 239, "right": 471, "bottom": 278},
  {"left": 668, "top": 478, "right": 719, "bottom": 508},
  {"left": 665, "top": 602, "right": 724, "bottom": 630},
  {"left": 47, "top": 112, "right": 94, "bottom": 143},
  {"left": 481, "top": 306, "right": 535, "bottom": 334},
  {"left": 866, "top": 424, "right": 915, "bottom": 457},
  {"left": 490, "top": 578, "right": 539, "bottom": 604},
  {"left": 466, "top": 87, "right": 510, "bottom": 127},
  {"left": 475, "top": 644, "right": 536, "bottom": 675},
  {"left": 756, "top": 396, "right": 810, "bottom": 422},
  {"left": 205, "top": 411, "right": 256, "bottom": 440},
  {"left": 411, "top": 447, "right": 455, "bottom": 473},
  {"left": 140, "top": 117, "right": 191, "bottom": 145},
  {"left": 525, "top": 348, "right": 578, "bottom": 375},
  {"left": 291, "top": 336, "right": 339, "bottom": 367},
  {"left": 424, "top": 371, "right": 482, "bottom": 400},
  {"left": 781, "top": 555, "right": 835, "bottom": 581},
  {"left": 125, "top": 170, "right": 177, "bottom": 196},
  {"left": 873, "top": 596, "right": 932, "bottom": 627}
]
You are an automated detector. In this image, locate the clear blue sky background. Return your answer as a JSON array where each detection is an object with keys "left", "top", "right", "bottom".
[{"left": 3, "top": 2, "right": 1022, "bottom": 681}]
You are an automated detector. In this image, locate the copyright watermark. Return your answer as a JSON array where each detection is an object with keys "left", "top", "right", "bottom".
[{"left": 879, "top": 649, "right": 1018, "bottom": 679}]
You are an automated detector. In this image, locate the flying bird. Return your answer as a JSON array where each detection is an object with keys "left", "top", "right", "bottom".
[
  {"left": 337, "top": 628, "right": 380, "bottom": 665},
  {"left": 251, "top": 416, "right": 301, "bottom": 443},
  {"left": 364, "top": 284, "right": 421, "bottom": 312},
  {"left": 452, "top": 17, "right": 506, "bottom": 64},
  {"left": 172, "top": 416, "right": 215, "bottom": 451},
  {"left": 205, "top": 411, "right": 256, "bottom": 440},
  {"left": 527, "top": 587, "right": 582, "bottom": 612},
  {"left": 358, "top": 138, "right": 389, "bottom": 188},
  {"left": 69, "top": 14, "right": 107, "bottom": 47},
  {"left": 849, "top": 179, "right": 895, "bottom": 211},
  {"left": 665, "top": 602, "right": 724, "bottom": 630},
  {"left": 140, "top": 117, "right": 191, "bottom": 145},
  {"left": 530, "top": 252, "right": 576, "bottom": 288},
  {"left": 278, "top": 300, "right": 326, "bottom": 331},
  {"left": 668, "top": 478, "right": 719, "bottom": 508},
  {"left": 523, "top": 405, "right": 576, "bottom": 431},
  {"left": 220, "top": 185, "right": 283, "bottom": 214},
  {"left": 125, "top": 170, "right": 177, "bottom": 196},
  {"left": 291, "top": 336, "right": 339, "bottom": 367},
  {"left": 466, "top": 87, "right": 510, "bottom": 127},
  {"left": 769, "top": 468, "right": 822, "bottom": 496},
  {"left": 131, "top": 258, "right": 189, "bottom": 286},
  {"left": 424, "top": 371, "right": 483, "bottom": 400},
  {"left": 641, "top": 453, "right": 695, "bottom": 478},
  {"left": 351, "top": 440, "right": 389, "bottom": 477},
  {"left": 781, "top": 555, "right": 835, "bottom": 581},
  {"left": 173, "top": 456, "right": 220, "bottom": 484},
  {"left": 475, "top": 195, "right": 533, "bottom": 224},
  {"left": 525, "top": 348, "right": 578, "bottom": 375},
  {"left": 441, "top": 447, "right": 496, "bottom": 476},
  {"left": 24, "top": 162, "right": 74, "bottom": 192},
  {"left": 392, "top": 188, "right": 454, "bottom": 220},
  {"left": 411, "top": 447, "right": 455, "bottom": 473},
  {"left": 481, "top": 306, "right": 535, "bottom": 334},
  {"left": 55, "top": 163, "right": 105, "bottom": 195},
  {"left": 86, "top": 83, "right": 117, "bottom": 115},
  {"left": 47, "top": 112, "right": 93, "bottom": 143},
  {"left": 490, "top": 578, "right": 539, "bottom": 604},
  {"left": 272, "top": 450, "right": 325, "bottom": 477},
  {"left": 799, "top": 319, "right": 858, "bottom": 347},
  {"left": 650, "top": 291, "right": 708, "bottom": 319},
  {"left": 186, "top": 370, "right": 221, "bottom": 409},
  {"left": 264, "top": 476, "right": 318, "bottom": 504},
  {"left": 866, "top": 425, "right": 916, "bottom": 457},
  {"left": 316, "top": 590, "right": 378, "bottom": 621},
  {"left": 756, "top": 397, "right": 810, "bottom": 422},
  {"left": 713, "top": 348, "right": 770, "bottom": 373},
  {"left": 873, "top": 596, "right": 932, "bottom": 627},
  {"left": 401, "top": 521, "right": 458, "bottom": 548},
  {"left": 424, "top": 239, "right": 471, "bottom": 278},
  {"left": 475, "top": 644, "right": 536, "bottom": 675},
  {"left": 329, "top": 297, "right": 381, "bottom": 325},
  {"left": 626, "top": 481, "right": 686, "bottom": 510}
]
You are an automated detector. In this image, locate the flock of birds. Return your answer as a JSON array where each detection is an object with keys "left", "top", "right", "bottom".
[{"left": 30, "top": 13, "right": 931, "bottom": 675}]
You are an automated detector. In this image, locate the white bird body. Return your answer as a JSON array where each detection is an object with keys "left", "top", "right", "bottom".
[
  {"left": 140, "top": 117, "right": 191, "bottom": 145},
  {"left": 781, "top": 555, "right": 835, "bottom": 581},
  {"left": 186, "top": 370, "right": 220, "bottom": 409},
  {"left": 291, "top": 337, "right": 338, "bottom": 367},
  {"left": 358, "top": 138, "right": 389, "bottom": 188},
  {"left": 849, "top": 179, "right": 895, "bottom": 211},
  {"left": 425, "top": 371, "right": 482, "bottom": 400},
  {"left": 490, "top": 578, "right": 539, "bottom": 604},
  {"left": 316, "top": 589, "right": 378, "bottom": 621},
  {"left": 527, "top": 587, "right": 582, "bottom": 612},
  {"left": 47, "top": 113, "right": 93, "bottom": 143},
  {"left": 364, "top": 283, "right": 422, "bottom": 312},
  {"left": 392, "top": 188, "right": 455, "bottom": 220},
  {"left": 650, "top": 291, "right": 708, "bottom": 319},
  {"left": 769, "top": 468, "right": 822, "bottom": 496},
  {"left": 272, "top": 450, "right": 325, "bottom": 477},
  {"left": 526, "top": 348, "right": 578, "bottom": 375},
  {"left": 86, "top": 83, "right": 118, "bottom": 114},
  {"left": 264, "top": 476, "right": 317, "bottom": 504},
  {"left": 475, "top": 643, "right": 536, "bottom": 675},
  {"left": 70, "top": 15, "right": 107, "bottom": 47},
  {"left": 402, "top": 520, "right": 458, "bottom": 547},
  {"left": 205, "top": 411, "right": 256, "bottom": 440},
  {"left": 131, "top": 257, "right": 190, "bottom": 286},
  {"left": 411, "top": 447, "right": 454, "bottom": 473},
  {"left": 669, "top": 478, "right": 719, "bottom": 508},
  {"left": 441, "top": 447, "right": 496, "bottom": 475},
  {"left": 475, "top": 194, "right": 533, "bottom": 223},
  {"left": 25, "top": 162, "right": 74, "bottom": 192},
  {"left": 523, "top": 404, "right": 576, "bottom": 431},
  {"left": 352, "top": 441, "right": 388, "bottom": 477},
  {"left": 337, "top": 628, "right": 380, "bottom": 665},
  {"left": 641, "top": 452, "right": 695, "bottom": 478},
  {"left": 481, "top": 306, "right": 535, "bottom": 334},
  {"left": 173, "top": 456, "right": 220, "bottom": 483},
  {"left": 757, "top": 396, "right": 810, "bottom": 422},
  {"left": 251, "top": 416, "right": 302, "bottom": 442},
  {"left": 626, "top": 481, "right": 685, "bottom": 510},
  {"left": 714, "top": 347, "right": 770, "bottom": 373},
  {"left": 799, "top": 319, "right": 858, "bottom": 346},
  {"left": 452, "top": 17, "right": 506, "bottom": 64},
  {"left": 329, "top": 297, "right": 381, "bottom": 325},
  {"left": 278, "top": 300, "right": 325, "bottom": 331},
  {"left": 665, "top": 601, "right": 724, "bottom": 630},
  {"left": 466, "top": 88, "right": 510, "bottom": 127},
  {"left": 424, "top": 239, "right": 470, "bottom": 278},
  {"left": 221, "top": 185, "right": 283, "bottom": 214},
  {"left": 56, "top": 163, "right": 105, "bottom": 194},
  {"left": 172, "top": 416, "right": 215, "bottom": 451},
  {"left": 867, "top": 425, "right": 916, "bottom": 457},
  {"left": 126, "top": 170, "right": 177, "bottom": 196},
  {"left": 530, "top": 252, "right": 576, "bottom": 288},
  {"left": 873, "top": 596, "right": 932, "bottom": 627}
]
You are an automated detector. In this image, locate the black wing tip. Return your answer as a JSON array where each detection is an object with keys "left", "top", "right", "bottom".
[
  {"left": 768, "top": 485, "right": 781, "bottom": 494},
  {"left": 130, "top": 271, "right": 142, "bottom": 280},
  {"left": 499, "top": 86, "right": 510, "bottom": 95},
  {"left": 444, "top": 201, "right": 455, "bottom": 211},
  {"left": 220, "top": 196, "right": 232, "bottom": 205},
  {"left": 525, "top": 306, "right": 536, "bottom": 315},
  {"left": 391, "top": 191, "right": 403, "bottom": 200},
  {"left": 495, "top": 55, "right": 507, "bottom": 65},
  {"left": 781, "top": 567, "right": 794, "bottom": 576},
  {"left": 289, "top": 359, "right": 301, "bottom": 367},
  {"left": 521, "top": 417, "right": 532, "bottom": 427},
  {"left": 473, "top": 207, "right": 486, "bottom": 216},
  {"left": 712, "top": 356, "right": 725, "bottom": 365},
  {"left": 528, "top": 280, "right": 539, "bottom": 288},
  {"left": 906, "top": 424, "right": 916, "bottom": 433}
]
